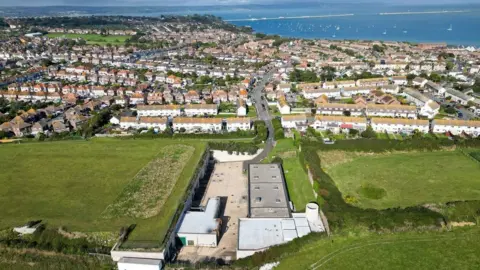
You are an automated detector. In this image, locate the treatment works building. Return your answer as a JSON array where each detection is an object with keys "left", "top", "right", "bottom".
[{"left": 236, "top": 163, "right": 325, "bottom": 259}]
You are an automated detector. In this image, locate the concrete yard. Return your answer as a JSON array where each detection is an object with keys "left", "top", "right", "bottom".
[{"left": 177, "top": 161, "right": 248, "bottom": 263}]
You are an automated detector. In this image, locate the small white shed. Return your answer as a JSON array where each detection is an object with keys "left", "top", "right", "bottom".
[{"left": 117, "top": 257, "right": 162, "bottom": 270}]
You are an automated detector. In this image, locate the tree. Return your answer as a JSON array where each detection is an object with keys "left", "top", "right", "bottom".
[
  {"left": 349, "top": 129, "right": 359, "bottom": 137},
  {"left": 446, "top": 61, "right": 454, "bottom": 71},
  {"left": 271, "top": 156, "right": 283, "bottom": 165},
  {"left": 429, "top": 73, "right": 441, "bottom": 83},
  {"left": 361, "top": 126, "right": 376, "bottom": 138},
  {"left": 372, "top": 44, "right": 384, "bottom": 53},
  {"left": 179, "top": 127, "right": 186, "bottom": 133}
]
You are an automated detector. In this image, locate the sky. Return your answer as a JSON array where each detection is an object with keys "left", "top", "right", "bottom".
[{"left": 0, "top": 0, "right": 476, "bottom": 7}]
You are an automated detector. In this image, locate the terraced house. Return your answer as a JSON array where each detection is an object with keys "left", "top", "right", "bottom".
[
  {"left": 184, "top": 104, "right": 218, "bottom": 116},
  {"left": 311, "top": 115, "right": 367, "bottom": 134},
  {"left": 432, "top": 119, "right": 480, "bottom": 137},
  {"left": 136, "top": 105, "right": 182, "bottom": 117},
  {"left": 316, "top": 103, "right": 364, "bottom": 117},
  {"left": 371, "top": 118, "right": 429, "bottom": 134},
  {"left": 365, "top": 104, "right": 417, "bottom": 119},
  {"left": 226, "top": 117, "right": 251, "bottom": 132},
  {"left": 173, "top": 117, "right": 222, "bottom": 132}
]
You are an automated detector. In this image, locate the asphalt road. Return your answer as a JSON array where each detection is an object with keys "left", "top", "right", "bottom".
[{"left": 243, "top": 67, "right": 277, "bottom": 170}]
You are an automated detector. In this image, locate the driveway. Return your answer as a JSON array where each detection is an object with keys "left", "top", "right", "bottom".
[{"left": 243, "top": 67, "right": 277, "bottom": 170}]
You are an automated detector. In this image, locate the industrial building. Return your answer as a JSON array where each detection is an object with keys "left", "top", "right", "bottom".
[
  {"left": 176, "top": 197, "right": 222, "bottom": 247},
  {"left": 236, "top": 164, "right": 325, "bottom": 259}
]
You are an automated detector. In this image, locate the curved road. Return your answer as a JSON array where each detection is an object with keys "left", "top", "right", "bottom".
[{"left": 243, "top": 67, "right": 277, "bottom": 170}]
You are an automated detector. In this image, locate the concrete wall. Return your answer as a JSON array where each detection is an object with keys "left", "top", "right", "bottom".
[{"left": 177, "top": 233, "right": 217, "bottom": 247}]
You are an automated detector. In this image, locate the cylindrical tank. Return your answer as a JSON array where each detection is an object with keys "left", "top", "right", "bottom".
[{"left": 305, "top": 203, "right": 319, "bottom": 222}]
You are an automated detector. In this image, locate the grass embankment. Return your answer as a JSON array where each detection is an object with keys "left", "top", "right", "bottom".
[
  {"left": 46, "top": 33, "right": 130, "bottom": 45},
  {"left": 0, "top": 247, "right": 114, "bottom": 270},
  {"left": 0, "top": 139, "right": 206, "bottom": 244},
  {"left": 266, "top": 139, "right": 315, "bottom": 212},
  {"left": 322, "top": 150, "right": 480, "bottom": 209},
  {"left": 275, "top": 227, "right": 480, "bottom": 270}
]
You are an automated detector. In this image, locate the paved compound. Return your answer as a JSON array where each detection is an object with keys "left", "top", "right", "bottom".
[{"left": 177, "top": 162, "right": 248, "bottom": 263}]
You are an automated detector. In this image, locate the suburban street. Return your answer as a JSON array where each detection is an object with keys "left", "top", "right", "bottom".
[{"left": 243, "top": 67, "right": 277, "bottom": 169}]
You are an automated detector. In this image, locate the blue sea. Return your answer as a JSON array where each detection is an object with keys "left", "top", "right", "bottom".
[{"left": 153, "top": 3, "right": 480, "bottom": 47}]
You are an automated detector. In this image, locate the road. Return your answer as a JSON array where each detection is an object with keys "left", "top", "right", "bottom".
[{"left": 243, "top": 67, "right": 277, "bottom": 170}]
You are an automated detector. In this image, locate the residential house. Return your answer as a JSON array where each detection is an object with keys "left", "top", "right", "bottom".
[
  {"left": 444, "top": 88, "right": 474, "bottom": 105},
  {"left": 433, "top": 119, "right": 480, "bottom": 137},
  {"left": 391, "top": 76, "right": 407, "bottom": 86},
  {"left": 281, "top": 114, "right": 308, "bottom": 129},
  {"left": 277, "top": 96, "right": 291, "bottom": 115},
  {"left": 184, "top": 104, "right": 218, "bottom": 116},
  {"left": 185, "top": 90, "right": 200, "bottom": 104},
  {"left": 226, "top": 117, "right": 251, "bottom": 132},
  {"left": 424, "top": 81, "right": 446, "bottom": 95},
  {"left": 356, "top": 77, "right": 390, "bottom": 87},
  {"left": 412, "top": 77, "right": 428, "bottom": 87},
  {"left": 173, "top": 117, "right": 222, "bottom": 133},
  {"left": 138, "top": 117, "right": 168, "bottom": 131},
  {"left": 311, "top": 116, "right": 367, "bottom": 134},
  {"left": 366, "top": 104, "right": 417, "bottom": 119},
  {"left": 317, "top": 103, "right": 364, "bottom": 117},
  {"left": 237, "top": 99, "right": 247, "bottom": 117},
  {"left": 136, "top": 105, "right": 181, "bottom": 117},
  {"left": 120, "top": 116, "right": 138, "bottom": 129},
  {"left": 371, "top": 118, "right": 429, "bottom": 134}
]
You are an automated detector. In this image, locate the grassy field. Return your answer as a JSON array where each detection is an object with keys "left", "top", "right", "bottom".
[
  {"left": 46, "top": 33, "right": 130, "bottom": 45},
  {"left": 0, "top": 139, "right": 206, "bottom": 243},
  {"left": 322, "top": 150, "right": 480, "bottom": 209},
  {"left": 276, "top": 227, "right": 480, "bottom": 270},
  {"left": 267, "top": 139, "right": 316, "bottom": 211}
]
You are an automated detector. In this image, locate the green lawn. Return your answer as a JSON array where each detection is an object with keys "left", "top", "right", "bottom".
[
  {"left": 46, "top": 33, "right": 130, "bottom": 45},
  {"left": 0, "top": 139, "right": 206, "bottom": 244},
  {"left": 247, "top": 106, "right": 257, "bottom": 118},
  {"left": 325, "top": 150, "right": 480, "bottom": 209},
  {"left": 267, "top": 139, "right": 316, "bottom": 211},
  {"left": 276, "top": 227, "right": 480, "bottom": 270}
]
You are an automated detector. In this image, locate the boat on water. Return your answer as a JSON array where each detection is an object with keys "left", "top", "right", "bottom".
[
  {"left": 383, "top": 30, "right": 387, "bottom": 35},
  {"left": 447, "top": 24, "right": 453, "bottom": 31},
  {"left": 332, "top": 33, "right": 336, "bottom": 38},
  {"left": 403, "top": 30, "right": 408, "bottom": 34},
  {"left": 336, "top": 26, "right": 340, "bottom": 30}
]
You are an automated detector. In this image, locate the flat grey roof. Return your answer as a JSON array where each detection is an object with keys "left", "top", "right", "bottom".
[
  {"left": 177, "top": 197, "right": 220, "bottom": 235},
  {"left": 248, "top": 164, "right": 291, "bottom": 218},
  {"left": 118, "top": 257, "right": 162, "bottom": 266}
]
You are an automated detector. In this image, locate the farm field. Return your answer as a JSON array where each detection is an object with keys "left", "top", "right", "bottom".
[
  {"left": 276, "top": 227, "right": 480, "bottom": 270},
  {"left": 46, "top": 33, "right": 130, "bottom": 45},
  {"left": 321, "top": 150, "right": 480, "bottom": 209},
  {"left": 0, "top": 139, "right": 206, "bottom": 244},
  {"left": 267, "top": 139, "right": 316, "bottom": 212}
]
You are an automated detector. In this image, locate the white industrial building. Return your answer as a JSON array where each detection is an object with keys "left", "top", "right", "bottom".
[
  {"left": 237, "top": 164, "right": 325, "bottom": 259},
  {"left": 237, "top": 203, "right": 324, "bottom": 259},
  {"left": 176, "top": 197, "right": 221, "bottom": 247}
]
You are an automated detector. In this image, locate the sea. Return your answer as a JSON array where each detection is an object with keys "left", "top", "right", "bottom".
[
  {"left": 2, "top": 3, "right": 480, "bottom": 47},
  {"left": 151, "top": 3, "right": 480, "bottom": 47}
]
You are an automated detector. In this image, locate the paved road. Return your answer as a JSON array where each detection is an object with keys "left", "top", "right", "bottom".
[{"left": 243, "top": 67, "right": 277, "bottom": 170}]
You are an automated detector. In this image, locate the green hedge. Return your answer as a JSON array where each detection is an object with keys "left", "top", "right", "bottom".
[
  {"left": 208, "top": 141, "right": 259, "bottom": 155},
  {"left": 272, "top": 118, "right": 285, "bottom": 140}
]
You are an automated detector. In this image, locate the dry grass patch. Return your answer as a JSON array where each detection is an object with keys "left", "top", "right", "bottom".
[{"left": 102, "top": 145, "right": 195, "bottom": 219}]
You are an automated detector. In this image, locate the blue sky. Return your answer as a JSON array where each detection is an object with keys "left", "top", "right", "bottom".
[{"left": 0, "top": 0, "right": 476, "bottom": 7}]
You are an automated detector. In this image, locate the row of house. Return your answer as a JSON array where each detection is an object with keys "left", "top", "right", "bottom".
[
  {"left": 316, "top": 103, "right": 418, "bottom": 119},
  {"left": 118, "top": 117, "right": 251, "bottom": 133},
  {"left": 281, "top": 114, "right": 480, "bottom": 137},
  {"left": 136, "top": 104, "right": 219, "bottom": 117},
  {"left": 301, "top": 85, "right": 400, "bottom": 99}
]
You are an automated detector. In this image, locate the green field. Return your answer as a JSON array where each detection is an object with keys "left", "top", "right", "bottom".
[
  {"left": 267, "top": 139, "right": 316, "bottom": 211},
  {"left": 276, "top": 227, "right": 480, "bottom": 270},
  {"left": 0, "top": 139, "right": 206, "bottom": 243},
  {"left": 46, "top": 33, "right": 130, "bottom": 45},
  {"left": 322, "top": 150, "right": 480, "bottom": 209}
]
